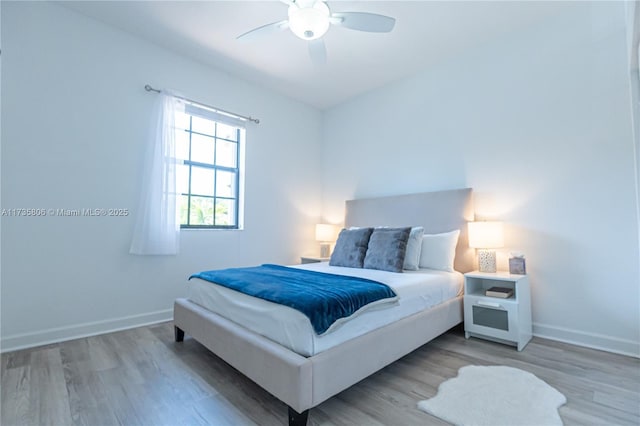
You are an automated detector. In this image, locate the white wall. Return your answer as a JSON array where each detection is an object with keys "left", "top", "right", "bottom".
[
  {"left": 2, "top": 1, "right": 638, "bottom": 358},
  {"left": 627, "top": 2, "right": 640, "bottom": 277},
  {"left": 322, "top": 2, "right": 640, "bottom": 356},
  {"left": 1, "top": 1, "right": 322, "bottom": 351}
]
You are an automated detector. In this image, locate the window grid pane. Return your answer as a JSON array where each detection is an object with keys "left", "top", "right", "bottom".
[
  {"left": 215, "top": 198, "right": 235, "bottom": 227},
  {"left": 190, "top": 133, "right": 215, "bottom": 164},
  {"left": 191, "top": 115, "right": 215, "bottom": 136},
  {"left": 190, "top": 166, "right": 215, "bottom": 197},
  {"left": 179, "top": 110, "right": 241, "bottom": 229}
]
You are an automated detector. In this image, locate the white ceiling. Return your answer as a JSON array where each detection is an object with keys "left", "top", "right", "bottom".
[{"left": 59, "top": 1, "right": 573, "bottom": 110}]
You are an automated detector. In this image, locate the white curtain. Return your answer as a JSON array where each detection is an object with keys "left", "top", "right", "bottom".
[{"left": 130, "top": 93, "right": 183, "bottom": 255}]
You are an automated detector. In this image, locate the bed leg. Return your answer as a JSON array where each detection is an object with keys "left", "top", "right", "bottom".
[
  {"left": 174, "top": 326, "right": 184, "bottom": 342},
  {"left": 287, "top": 407, "right": 309, "bottom": 426}
]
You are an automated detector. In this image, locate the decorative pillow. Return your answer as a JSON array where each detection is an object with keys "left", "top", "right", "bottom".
[
  {"left": 418, "top": 230, "right": 460, "bottom": 272},
  {"left": 403, "top": 226, "right": 424, "bottom": 271},
  {"left": 363, "top": 227, "right": 412, "bottom": 273},
  {"left": 329, "top": 227, "right": 374, "bottom": 268}
]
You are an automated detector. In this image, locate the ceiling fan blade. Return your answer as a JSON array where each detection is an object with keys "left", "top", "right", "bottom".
[
  {"left": 331, "top": 12, "right": 395, "bottom": 33},
  {"left": 237, "top": 20, "right": 289, "bottom": 42},
  {"left": 308, "top": 39, "right": 327, "bottom": 66}
]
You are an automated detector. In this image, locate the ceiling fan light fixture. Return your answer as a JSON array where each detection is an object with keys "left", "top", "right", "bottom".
[{"left": 288, "top": 1, "right": 330, "bottom": 41}]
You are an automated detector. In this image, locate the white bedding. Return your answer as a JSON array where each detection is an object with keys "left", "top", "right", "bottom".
[{"left": 187, "top": 262, "right": 463, "bottom": 357}]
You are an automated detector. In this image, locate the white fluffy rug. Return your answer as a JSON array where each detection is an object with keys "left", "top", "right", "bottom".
[{"left": 417, "top": 365, "right": 567, "bottom": 426}]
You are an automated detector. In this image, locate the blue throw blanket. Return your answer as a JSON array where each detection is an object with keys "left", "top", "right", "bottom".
[{"left": 189, "top": 264, "right": 397, "bottom": 335}]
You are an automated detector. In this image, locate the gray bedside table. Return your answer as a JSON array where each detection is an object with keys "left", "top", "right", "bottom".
[
  {"left": 300, "top": 256, "right": 330, "bottom": 264},
  {"left": 463, "top": 271, "right": 532, "bottom": 351}
]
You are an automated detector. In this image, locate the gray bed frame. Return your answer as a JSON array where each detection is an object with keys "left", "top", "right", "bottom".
[{"left": 173, "top": 188, "right": 474, "bottom": 425}]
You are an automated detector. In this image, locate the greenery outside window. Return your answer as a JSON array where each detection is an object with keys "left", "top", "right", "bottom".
[{"left": 176, "top": 102, "right": 244, "bottom": 229}]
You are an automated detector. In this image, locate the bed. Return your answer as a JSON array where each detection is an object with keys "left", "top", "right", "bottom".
[{"left": 173, "top": 188, "right": 474, "bottom": 425}]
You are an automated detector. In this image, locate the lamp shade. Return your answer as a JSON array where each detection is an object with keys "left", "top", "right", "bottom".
[
  {"left": 468, "top": 221, "right": 504, "bottom": 249},
  {"left": 315, "top": 224, "right": 337, "bottom": 242}
]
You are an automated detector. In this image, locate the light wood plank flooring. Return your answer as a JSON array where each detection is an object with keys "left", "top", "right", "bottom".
[{"left": 2, "top": 322, "right": 638, "bottom": 425}]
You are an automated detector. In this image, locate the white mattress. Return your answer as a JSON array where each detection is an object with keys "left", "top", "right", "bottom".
[{"left": 187, "top": 262, "right": 463, "bottom": 356}]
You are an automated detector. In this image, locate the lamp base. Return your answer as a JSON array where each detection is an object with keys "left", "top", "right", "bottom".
[
  {"left": 478, "top": 249, "right": 497, "bottom": 273},
  {"left": 319, "top": 243, "right": 330, "bottom": 258}
]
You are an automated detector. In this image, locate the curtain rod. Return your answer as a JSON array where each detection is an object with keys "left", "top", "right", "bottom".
[{"left": 144, "top": 84, "right": 260, "bottom": 124}]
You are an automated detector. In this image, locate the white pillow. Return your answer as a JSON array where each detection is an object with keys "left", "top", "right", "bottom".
[
  {"left": 418, "top": 230, "right": 460, "bottom": 272},
  {"left": 403, "top": 226, "right": 424, "bottom": 270}
]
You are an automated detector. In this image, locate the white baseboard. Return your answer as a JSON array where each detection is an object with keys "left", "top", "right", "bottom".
[
  {"left": 1, "top": 309, "right": 173, "bottom": 353},
  {"left": 533, "top": 322, "right": 640, "bottom": 358},
  {"left": 3, "top": 312, "right": 638, "bottom": 358}
]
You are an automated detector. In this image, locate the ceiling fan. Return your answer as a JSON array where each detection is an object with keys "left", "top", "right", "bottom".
[{"left": 236, "top": 0, "right": 396, "bottom": 65}]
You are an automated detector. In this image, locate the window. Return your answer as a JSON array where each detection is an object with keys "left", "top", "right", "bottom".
[{"left": 175, "top": 102, "right": 244, "bottom": 229}]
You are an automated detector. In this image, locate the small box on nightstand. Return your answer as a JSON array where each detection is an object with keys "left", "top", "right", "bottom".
[{"left": 509, "top": 257, "right": 526, "bottom": 275}]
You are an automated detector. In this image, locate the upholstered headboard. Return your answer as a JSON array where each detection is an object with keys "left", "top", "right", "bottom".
[{"left": 344, "top": 188, "right": 475, "bottom": 273}]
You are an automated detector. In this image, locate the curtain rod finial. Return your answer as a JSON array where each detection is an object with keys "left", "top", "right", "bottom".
[{"left": 145, "top": 84, "right": 161, "bottom": 93}]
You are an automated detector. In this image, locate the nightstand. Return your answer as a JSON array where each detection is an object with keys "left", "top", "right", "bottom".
[
  {"left": 463, "top": 271, "right": 532, "bottom": 351},
  {"left": 300, "top": 256, "right": 330, "bottom": 264}
]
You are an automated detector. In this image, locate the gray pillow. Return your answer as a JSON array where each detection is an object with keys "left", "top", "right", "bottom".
[
  {"left": 329, "top": 227, "right": 374, "bottom": 268},
  {"left": 363, "top": 227, "right": 412, "bottom": 273}
]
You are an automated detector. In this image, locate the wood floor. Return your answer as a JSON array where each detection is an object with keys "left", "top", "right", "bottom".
[{"left": 2, "top": 322, "right": 639, "bottom": 426}]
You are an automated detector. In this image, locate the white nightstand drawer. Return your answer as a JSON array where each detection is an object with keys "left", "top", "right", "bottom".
[{"left": 464, "top": 294, "right": 519, "bottom": 341}]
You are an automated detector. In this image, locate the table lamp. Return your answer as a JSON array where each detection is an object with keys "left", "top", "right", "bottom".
[
  {"left": 468, "top": 221, "right": 504, "bottom": 273},
  {"left": 315, "top": 224, "right": 337, "bottom": 258}
]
